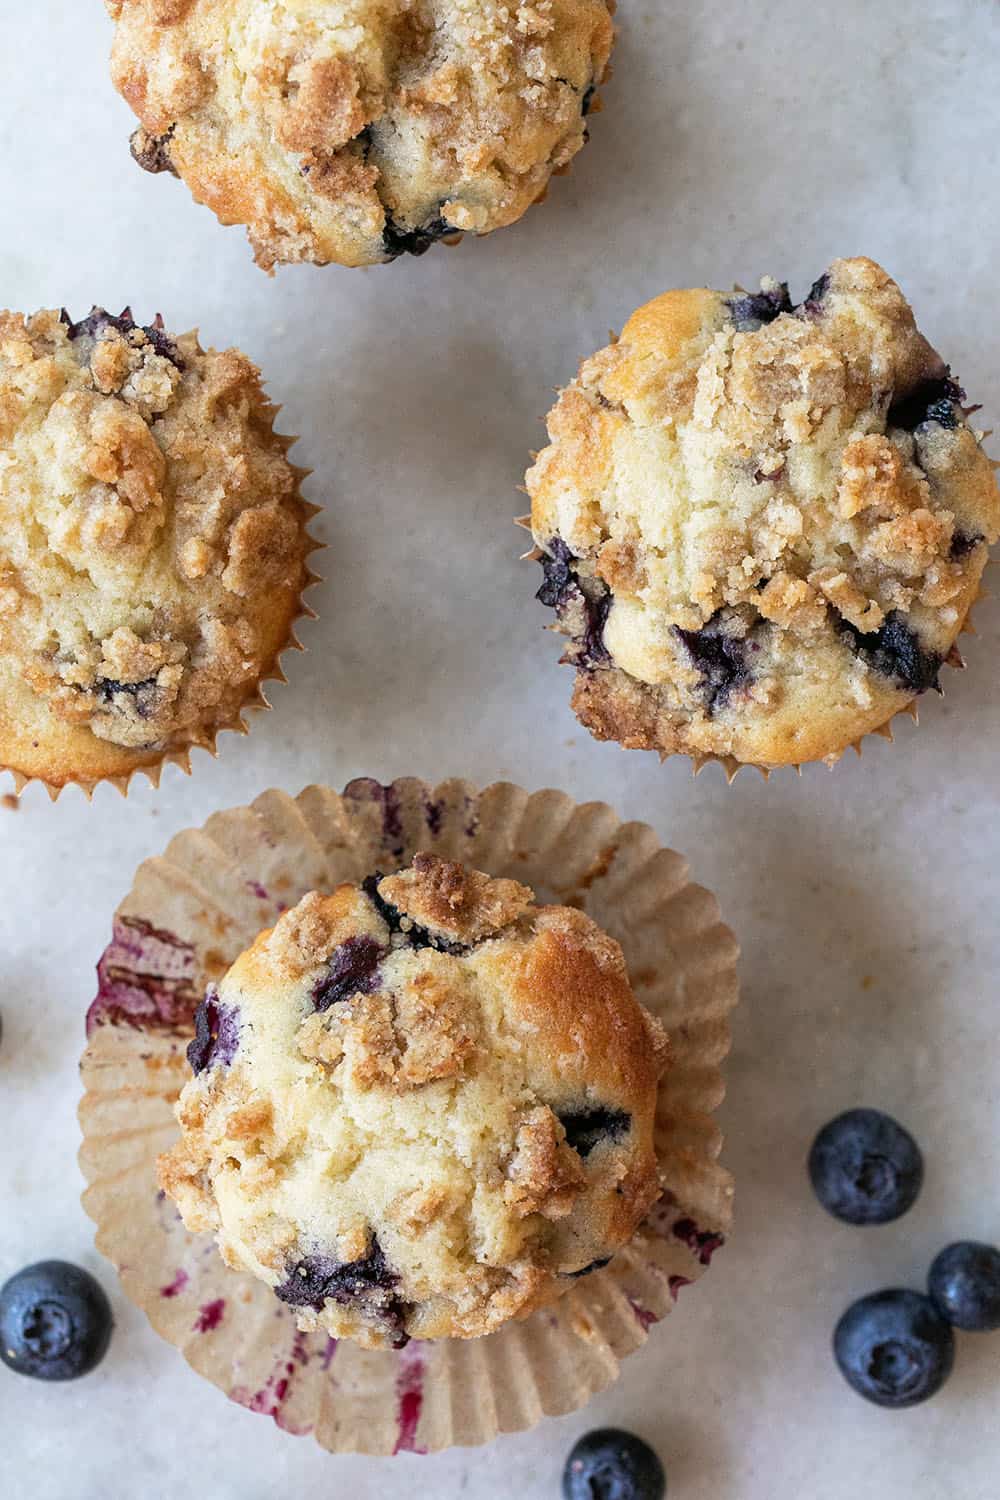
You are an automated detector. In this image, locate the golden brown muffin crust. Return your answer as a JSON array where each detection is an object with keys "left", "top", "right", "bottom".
[
  {"left": 0, "top": 308, "right": 311, "bottom": 787},
  {"left": 528, "top": 258, "right": 1000, "bottom": 768},
  {"left": 158, "top": 854, "right": 669, "bottom": 1348},
  {"left": 106, "top": 0, "right": 615, "bottom": 269}
]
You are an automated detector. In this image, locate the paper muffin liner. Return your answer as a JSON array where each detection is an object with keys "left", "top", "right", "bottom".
[
  {"left": 0, "top": 465, "right": 321, "bottom": 803},
  {"left": 519, "top": 517, "right": 995, "bottom": 782},
  {"left": 79, "top": 776, "right": 738, "bottom": 1455}
]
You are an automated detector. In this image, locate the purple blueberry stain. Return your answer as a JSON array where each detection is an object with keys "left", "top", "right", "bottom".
[
  {"left": 186, "top": 989, "right": 241, "bottom": 1075},
  {"left": 363, "top": 873, "right": 419, "bottom": 940},
  {"left": 276, "top": 1240, "right": 410, "bottom": 1348},
  {"left": 343, "top": 779, "right": 405, "bottom": 856},
  {"left": 578, "top": 590, "right": 613, "bottom": 668},
  {"left": 160, "top": 1269, "right": 189, "bottom": 1300},
  {"left": 424, "top": 790, "right": 478, "bottom": 840},
  {"left": 362, "top": 873, "right": 467, "bottom": 956},
  {"left": 566, "top": 1256, "right": 613, "bottom": 1279},
  {"left": 837, "top": 612, "right": 942, "bottom": 695},
  {"left": 88, "top": 917, "right": 201, "bottom": 1037},
  {"left": 536, "top": 537, "right": 576, "bottom": 608},
  {"left": 94, "top": 675, "right": 159, "bottom": 720},
  {"left": 888, "top": 372, "right": 967, "bottom": 433},
  {"left": 382, "top": 211, "right": 458, "bottom": 260},
  {"left": 193, "top": 1299, "right": 225, "bottom": 1334},
  {"left": 312, "top": 936, "right": 384, "bottom": 1011},
  {"left": 393, "top": 1341, "right": 428, "bottom": 1455},
  {"left": 558, "top": 1107, "right": 631, "bottom": 1159},
  {"left": 800, "top": 272, "right": 830, "bottom": 319},
  {"left": 536, "top": 538, "right": 614, "bottom": 670},
  {"left": 950, "top": 531, "right": 984, "bottom": 560},
  {"left": 673, "top": 614, "right": 757, "bottom": 714},
  {"left": 726, "top": 282, "right": 792, "bottom": 331},
  {"left": 626, "top": 1296, "right": 658, "bottom": 1333},
  {"left": 672, "top": 1218, "right": 726, "bottom": 1266},
  {"left": 61, "top": 306, "right": 186, "bottom": 371}
]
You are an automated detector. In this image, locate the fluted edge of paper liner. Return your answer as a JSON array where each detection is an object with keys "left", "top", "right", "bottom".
[{"left": 79, "top": 776, "right": 738, "bottom": 1455}]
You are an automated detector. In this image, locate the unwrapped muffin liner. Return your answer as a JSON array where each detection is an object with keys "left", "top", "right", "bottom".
[
  {"left": 0, "top": 450, "right": 320, "bottom": 803},
  {"left": 79, "top": 777, "right": 738, "bottom": 1455}
]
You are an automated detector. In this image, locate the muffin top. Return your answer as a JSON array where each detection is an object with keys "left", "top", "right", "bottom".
[
  {"left": 158, "top": 853, "right": 670, "bottom": 1349},
  {"left": 0, "top": 308, "right": 310, "bottom": 787},
  {"left": 527, "top": 257, "right": 1000, "bottom": 768},
  {"left": 106, "top": 0, "right": 615, "bottom": 269}
]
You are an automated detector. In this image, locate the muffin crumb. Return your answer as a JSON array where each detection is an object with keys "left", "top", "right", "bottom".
[{"left": 158, "top": 855, "right": 668, "bottom": 1348}]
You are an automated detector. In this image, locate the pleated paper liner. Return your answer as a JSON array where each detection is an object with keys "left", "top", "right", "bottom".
[
  {"left": 518, "top": 515, "right": 995, "bottom": 783},
  {"left": 0, "top": 469, "right": 321, "bottom": 804},
  {"left": 79, "top": 777, "right": 737, "bottom": 1456}
]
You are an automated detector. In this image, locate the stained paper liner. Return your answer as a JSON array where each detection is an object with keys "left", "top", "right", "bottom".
[
  {"left": 79, "top": 777, "right": 738, "bottom": 1456},
  {"left": 0, "top": 443, "right": 321, "bottom": 803}
]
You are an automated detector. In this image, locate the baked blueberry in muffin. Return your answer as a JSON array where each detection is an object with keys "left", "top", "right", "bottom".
[
  {"left": 106, "top": 0, "right": 615, "bottom": 270},
  {"left": 0, "top": 307, "right": 312, "bottom": 790},
  {"left": 158, "top": 853, "right": 670, "bottom": 1348},
  {"left": 527, "top": 258, "right": 1000, "bottom": 769}
]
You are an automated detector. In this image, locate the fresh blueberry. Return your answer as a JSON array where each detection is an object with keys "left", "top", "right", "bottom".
[
  {"left": 928, "top": 1242, "right": 1000, "bottom": 1332},
  {"left": 563, "top": 1428, "right": 666, "bottom": 1500},
  {"left": 673, "top": 616, "right": 755, "bottom": 714},
  {"left": 834, "top": 1289, "right": 954, "bottom": 1408},
  {"left": 187, "top": 990, "right": 241, "bottom": 1075},
  {"left": 836, "top": 613, "right": 942, "bottom": 696},
  {"left": 808, "top": 1109, "right": 923, "bottom": 1226},
  {"left": 558, "top": 1107, "right": 631, "bottom": 1159},
  {"left": 313, "top": 936, "right": 384, "bottom": 1010},
  {"left": 0, "top": 1261, "right": 113, "bottom": 1381}
]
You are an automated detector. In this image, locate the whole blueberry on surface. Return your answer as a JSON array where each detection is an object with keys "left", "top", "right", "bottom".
[
  {"left": 0, "top": 1261, "right": 113, "bottom": 1380},
  {"left": 834, "top": 1289, "right": 954, "bottom": 1408},
  {"left": 808, "top": 1108, "right": 923, "bottom": 1225},
  {"left": 563, "top": 1428, "right": 666, "bottom": 1499},
  {"left": 928, "top": 1241, "right": 1000, "bottom": 1331}
]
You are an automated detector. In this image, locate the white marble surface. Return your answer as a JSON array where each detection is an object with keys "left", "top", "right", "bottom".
[{"left": 1, "top": 2, "right": 999, "bottom": 1496}]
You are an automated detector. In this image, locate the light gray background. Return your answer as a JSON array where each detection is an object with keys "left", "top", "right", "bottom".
[{"left": 1, "top": 2, "right": 998, "bottom": 1497}]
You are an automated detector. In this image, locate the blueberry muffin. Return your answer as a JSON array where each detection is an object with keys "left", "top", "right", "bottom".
[
  {"left": 527, "top": 258, "right": 1000, "bottom": 769},
  {"left": 158, "top": 853, "right": 670, "bottom": 1349},
  {"left": 0, "top": 308, "right": 311, "bottom": 791},
  {"left": 107, "top": 0, "right": 615, "bottom": 271}
]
